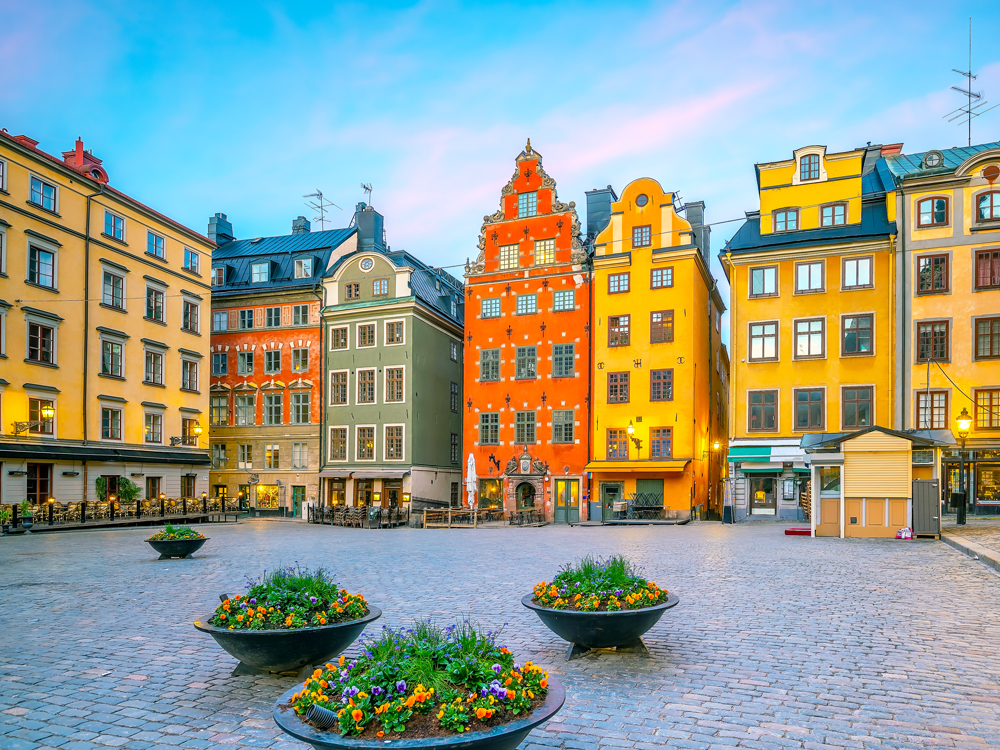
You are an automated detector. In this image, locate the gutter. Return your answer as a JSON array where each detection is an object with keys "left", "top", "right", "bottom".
[
  {"left": 313, "top": 281, "right": 326, "bottom": 506},
  {"left": 82, "top": 184, "right": 105, "bottom": 503}
]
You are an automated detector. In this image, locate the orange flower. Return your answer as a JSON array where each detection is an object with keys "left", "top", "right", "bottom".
[
  {"left": 351, "top": 709, "right": 363, "bottom": 722},
  {"left": 506, "top": 689, "right": 515, "bottom": 699},
  {"left": 377, "top": 731, "right": 385, "bottom": 737},
  {"left": 476, "top": 707, "right": 488, "bottom": 719},
  {"left": 540, "top": 679, "right": 548, "bottom": 689}
]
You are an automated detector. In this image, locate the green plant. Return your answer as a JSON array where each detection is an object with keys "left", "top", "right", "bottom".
[
  {"left": 147, "top": 524, "right": 204, "bottom": 541},
  {"left": 0, "top": 507, "right": 11, "bottom": 525},
  {"left": 118, "top": 478, "right": 141, "bottom": 504},
  {"left": 95, "top": 476, "right": 108, "bottom": 502},
  {"left": 532, "top": 554, "right": 667, "bottom": 611},
  {"left": 19, "top": 499, "right": 32, "bottom": 517}
]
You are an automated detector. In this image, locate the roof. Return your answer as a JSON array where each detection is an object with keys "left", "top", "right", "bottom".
[
  {"left": 725, "top": 200, "right": 895, "bottom": 254},
  {"left": 801, "top": 426, "right": 954, "bottom": 452},
  {"left": 884, "top": 141, "right": 1000, "bottom": 181}
]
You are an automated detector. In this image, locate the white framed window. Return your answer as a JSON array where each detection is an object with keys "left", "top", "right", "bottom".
[
  {"left": 385, "top": 366, "right": 405, "bottom": 403},
  {"left": 356, "top": 322, "right": 376, "bottom": 348},
  {"left": 144, "top": 349, "right": 165, "bottom": 385},
  {"left": 0, "top": 158, "right": 6, "bottom": 192},
  {"left": 265, "top": 306, "right": 281, "bottom": 327},
  {"left": 356, "top": 368, "right": 376, "bottom": 404},
  {"left": 26, "top": 394, "right": 57, "bottom": 437},
  {"left": 103, "top": 210, "right": 125, "bottom": 242},
  {"left": 385, "top": 319, "right": 405, "bottom": 345},
  {"left": 384, "top": 424, "right": 404, "bottom": 461},
  {"left": 183, "top": 248, "right": 200, "bottom": 273},
  {"left": 144, "top": 412, "right": 163, "bottom": 444},
  {"left": 251, "top": 262, "right": 269, "bottom": 282},
  {"left": 499, "top": 244, "right": 518, "bottom": 270},
  {"left": 330, "top": 326, "right": 348, "bottom": 349},
  {"left": 0, "top": 226, "right": 6, "bottom": 276},
  {"left": 292, "top": 441, "right": 308, "bottom": 469},
  {"left": 794, "top": 261, "right": 824, "bottom": 294},
  {"left": 212, "top": 310, "right": 228, "bottom": 331},
  {"left": 0, "top": 303, "right": 7, "bottom": 357},
  {"left": 356, "top": 425, "right": 376, "bottom": 461},
  {"left": 294, "top": 258, "right": 313, "bottom": 278},
  {"left": 329, "top": 427, "right": 348, "bottom": 461},
  {"left": 238, "top": 443, "right": 253, "bottom": 469},
  {"left": 265, "top": 443, "right": 280, "bottom": 469},
  {"left": 293, "top": 304, "right": 309, "bottom": 325},
  {"left": 181, "top": 359, "right": 199, "bottom": 391},
  {"left": 24, "top": 309, "right": 60, "bottom": 365},
  {"left": 329, "top": 370, "right": 348, "bottom": 405},
  {"left": 29, "top": 175, "right": 58, "bottom": 212},
  {"left": 182, "top": 299, "right": 200, "bottom": 333},
  {"left": 451, "top": 341, "right": 459, "bottom": 361},
  {"left": 101, "top": 406, "right": 123, "bottom": 440},
  {"left": 27, "top": 244, "right": 57, "bottom": 289},
  {"left": 146, "top": 284, "right": 165, "bottom": 322},
  {"left": 102, "top": 270, "right": 125, "bottom": 309},
  {"left": 235, "top": 395, "right": 255, "bottom": 426},
  {"left": 842, "top": 256, "right": 873, "bottom": 290},
  {"left": 101, "top": 339, "right": 124, "bottom": 378},
  {"left": 263, "top": 392, "right": 282, "bottom": 424},
  {"left": 212, "top": 267, "right": 225, "bottom": 286}
]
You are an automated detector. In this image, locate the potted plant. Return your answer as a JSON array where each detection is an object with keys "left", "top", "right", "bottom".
[
  {"left": 119, "top": 478, "right": 141, "bottom": 513},
  {"left": 273, "top": 620, "right": 564, "bottom": 750},
  {"left": 19, "top": 500, "right": 34, "bottom": 533},
  {"left": 195, "top": 566, "right": 381, "bottom": 676},
  {"left": 0, "top": 506, "right": 11, "bottom": 535},
  {"left": 146, "top": 524, "right": 209, "bottom": 559},
  {"left": 522, "top": 555, "right": 679, "bottom": 659}
]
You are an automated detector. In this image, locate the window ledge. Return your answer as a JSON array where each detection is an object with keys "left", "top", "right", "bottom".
[
  {"left": 180, "top": 388, "right": 201, "bottom": 394},
  {"left": 181, "top": 328, "right": 202, "bottom": 336},
  {"left": 143, "top": 381, "right": 166, "bottom": 388},
  {"left": 101, "top": 233, "right": 128, "bottom": 246},
  {"left": 98, "top": 373, "right": 126, "bottom": 380},
  {"left": 24, "top": 359, "right": 59, "bottom": 368},
  {"left": 99, "top": 303, "right": 127, "bottom": 314},
  {"left": 841, "top": 285, "right": 875, "bottom": 292},
  {"left": 793, "top": 289, "right": 826, "bottom": 296},
  {"left": 24, "top": 280, "right": 58, "bottom": 294},
  {"left": 840, "top": 351, "right": 875, "bottom": 358},
  {"left": 915, "top": 290, "right": 950, "bottom": 296},
  {"left": 145, "top": 252, "right": 167, "bottom": 263},
  {"left": 181, "top": 267, "right": 203, "bottom": 277},
  {"left": 143, "top": 316, "right": 167, "bottom": 326},
  {"left": 27, "top": 201, "right": 61, "bottom": 218}
]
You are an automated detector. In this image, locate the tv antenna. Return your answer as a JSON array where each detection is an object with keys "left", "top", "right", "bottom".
[
  {"left": 303, "top": 190, "right": 341, "bottom": 231},
  {"left": 361, "top": 183, "right": 373, "bottom": 205},
  {"left": 944, "top": 19, "right": 999, "bottom": 147}
]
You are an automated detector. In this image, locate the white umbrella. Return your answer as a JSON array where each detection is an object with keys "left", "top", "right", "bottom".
[{"left": 465, "top": 453, "right": 477, "bottom": 510}]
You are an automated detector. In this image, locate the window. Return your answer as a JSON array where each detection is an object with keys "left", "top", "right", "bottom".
[
  {"left": 800, "top": 154, "right": 820, "bottom": 181},
  {"left": 749, "top": 321, "right": 778, "bottom": 361},
  {"left": 239, "top": 309, "right": 254, "bottom": 329},
  {"left": 608, "top": 315, "right": 630, "bottom": 346},
  {"left": 263, "top": 350, "right": 280, "bottom": 374},
  {"left": 181, "top": 360, "right": 199, "bottom": 391},
  {"left": 386, "top": 368, "right": 404, "bottom": 402},
  {"left": 450, "top": 382, "right": 459, "bottom": 412},
  {"left": 795, "top": 262, "right": 823, "bottom": 293},
  {"left": 749, "top": 390, "right": 777, "bottom": 431},
  {"left": 632, "top": 224, "right": 652, "bottom": 248},
  {"left": 102, "top": 271, "right": 124, "bottom": 309},
  {"left": 29, "top": 176, "right": 57, "bottom": 211},
  {"left": 291, "top": 392, "right": 310, "bottom": 424},
  {"left": 650, "top": 310, "right": 673, "bottom": 344},
  {"left": 329, "top": 429, "right": 347, "bottom": 461},
  {"left": 235, "top": 395, "right": 255, "bottom": 425},
  {"left": 749, "top": 266, "right": 777, "bottom": 297},
  {"left": 518, "top": 191, "right": 537, "bottom": 218},
  {"left": 916, "top": 391, "right": 948, "bottom": 430},
  {"left": 451, "top": 433, "right": 460, "bottom": 463},
  {"left": 26, "top": 464, "right": 53, "bottom": 505},
  {"left": 183, "top": 248, "right": 200, "bottom": 274},
  {"left": 481, "top": 298, "right": 501, "bottom": 318},
  {"left": 842, "top": 256, "right": 872, "bottom": 289},
  {"left": 821, "top": 203, "right": 846, "bottom": 227},
  {"left": 608, "top": 372, "right": 629, "bottom": 403},
  {"left": 553, "top": 290, "right": 574, "bottom": 311},
  {"left": 479, "top": 412, "right": 500, "bottom": 444},
  {"left": 548, "top": 410, "right": 574, "bottom": 444},
  {"left": 978, "top": 191, "right": 1000, "bottom": 221},
  {"left": 976, "top": 317, "right": 1000, "bottom": 359},
  {"left": 385, "top": 426, "right": 404, "bottom": 459},
  {"left": 650, "top": 427, "right": 672, "bottom": 458},
  {"left": 450, "top": 298, "right": 458, "bottom": 318},
  {"left": 27, "top": 323, "right": 54, "bottom": 364},
  {"left": 794, "top": 318, "right": 824, "bottom": 358},
  {"left": 295, "top": 258, "right": 313, "bottom": 278},
  {"left": 104, "top": 211, "right": 125, "bottom": 241},
  {"left": 480, "top": 349, "right": 500, "bottom": 381},
  {"left": 345, "top": 282, "right": 360, "bottom": 300},
  {"left": 293, "top": 304, "right": 309, "bottom": 325},
  {"left": 651, "top": 369, "right": 673, "bottom": 401},
  {"left": 182, "top": 300, "right": 199, "bottom": 333},
  {"left": 499, "top": 244, "right": 518, "bottom": 270},
  {"left": 210, "top": 444, "right": 227, "bottom": 469},
  {"left": 292, "top": 348, "right": 308, "bottom": 372},
  {"left": 265, "top": 307, "right": 281, "bottom": 327},
  {"left": 515, "top": 346, "right": 536, "bottom": 379},
  {"left": 357, "top": 427, "right": 375, "bottom": 460},
  {"left": 28, "top": 246, "right": 55, "bottom": 288},
  {"left": 144, "top": 413, "right": 162, "bottom": 443},
  {"left": 212, "top": 267, "right": 225, "bottom": 286},
  {"left": 915, "top": 196, "right": 948, "bottom": 227},
  {"left": 238, "top": 444, "right": 253, "bottom": 469},
  {"left": 534, "top": 238, "right": 555, "bottom": 264},
  {"left": 146, "top": 288, "right": 165, "bottom": 322},
  {"left": 330, "top": 327, "right": 348, "bottom": 349},
  {"left": 28, "top": 398, "right": 54, "bottom": 434},
  {"left": 385, "top": 321, "right": 404, "bottom": 343},
  {"left": 917, "top": 321, "right": 949, "bottom": 362},
  {"left": 515, "top": 411, "right": 536, "bottom": 444},
  {"left": 357, "top": 369, "right": 376, "bottom": 403},
  {"left": 975, "top": 389, "right": 1000, "bottom": 429},
  {"left": 330, "top": 371, "right": 348, "bottom": 404},
  {"left": 144, "top": 350, "right": 164, "bottom": 384},
  {"left": 210, "top": 394, "right": 229, "bottom": 425},
  {"left": 553, "top": 343, "right": 574, "bottom": 377},
  {"left": 651, "top": 267, "right": 673, "bottom": 288},
  {"left": 842, "top": 315, "right": 873, "bottom": 355},
  {"left": 358, "top": 324, "right": 376, "bottom": 347},
  {"left": 238, "top": 352, "right": 254, "bottom": 375},
  {"left": 976, "top": 250, "right": 1000, "bottom": 290},
  {"left": 516, "top": 294, "right": 537, "bottom": 315},
  {"left": 607, "top": 429, "right": 628, "bottom": 459},
  {"left": 608, "top": 273, "right": 630, "bottom": 294},
  {"left": 181, "top": 418, "right": 199, "bottom": 446},
  {"left": 373, "top": 278, "right": 389, "bottom": 296},
  {"left": 842, "top": 387, "right": 872, "bottom": 428},
  {"left": 263, "top": 393, "right": 282, "bottom": 424},
  {"left": 774, "top": 209, "right": 798, "bottom": 232},
  {"left": 451, "top": 341, "right": 459, "bottom": 361},
  {"left": 251, "top": 262, "right": 269, "bottom": 282},
  {"left": 265, "top": 444, "right": 280, "bottom": 469},
  {"left": 917, "top": 255, "right": 949, "bottom": 293},
  {"left": 101, "top": 340, "right": 123, "bottom": 377},
  {"left": 148, "top": 232, "right": 165, "bottom": 258},
  {"left": 794, "top": 389, "right": 824, "bottom": 430}
]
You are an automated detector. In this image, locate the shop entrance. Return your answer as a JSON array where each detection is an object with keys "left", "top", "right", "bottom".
[
  {"left": 748, "top": 476, "right": 777, "bottom": 516},
  {"left": 291, "top": 486, "right": 305, "bottom": 517},
  {"left": 516, "top": 482, "right": 536, "bottom": 509},
  {"left": 600, "top": 482, "right": 623, "bottom": 521},
  {"left": 554, "top": 479, "right": 579, "bottom": 524}
]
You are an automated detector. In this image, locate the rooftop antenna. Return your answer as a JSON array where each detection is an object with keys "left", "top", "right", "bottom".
[
  {"left": 361, "top": 183, "right": 373, "bottom": 206},
  {"left": 944, "top": 18, "right": 999, "bottom": 146},
  {"left": 303, "top": 190, "right": 341, "bottom": 231}
]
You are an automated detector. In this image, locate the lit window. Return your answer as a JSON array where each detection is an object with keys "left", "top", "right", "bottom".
[
  {"left": 499, "top": 244, "right": 519, "bottom": 270},
  {"left": 534, "top": 238, "right": 555, "bottom": 264}
]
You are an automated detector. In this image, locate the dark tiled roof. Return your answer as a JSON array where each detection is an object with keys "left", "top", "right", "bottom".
[{"left": 884, "top": 141, "right": 1000, "bottom": 181}]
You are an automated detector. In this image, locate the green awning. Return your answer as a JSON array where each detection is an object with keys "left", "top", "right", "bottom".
[
  {"left": 792, "top": 467, "right": 811, "bottom": 474},
  {"left": 728, "top": 446, "right": 772, "bottom": 461}
]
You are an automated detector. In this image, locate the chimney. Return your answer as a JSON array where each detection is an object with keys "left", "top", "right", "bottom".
[
  {"left": 208, "top": 212, "right": 235, "bottom": 245},
  {"left": 292, "top": 216, "right": 311, "bottom": 235},
  {"left": 585, "top": 185, "right": 617, "bottom": 239},
  {"left": 683, "top": 201, "right": 711, "bottom": 262},
  {"left": 354, "top": 202, "right": 385, "bottom": 252}
]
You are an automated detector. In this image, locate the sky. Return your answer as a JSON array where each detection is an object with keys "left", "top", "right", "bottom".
[{"left": 4, "top": 0, "right": 1000, "bottom": 335}]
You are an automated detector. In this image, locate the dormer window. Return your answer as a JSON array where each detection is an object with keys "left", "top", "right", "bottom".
[
  {"left": 212, "top": 267, "right": 225, "bottom": 286},
  {"left": 251, "top": 262, "right": 269, "bottom": 283},
  {"left": 774, "top": 208, "right": 799, "bottom": 232},
  {"left": 518, "top": 191, "right": 537, "bottom": 218},
  {"left": 800, "top": 154, "right": 820, "bottom": 181},
  {"left": 294, "top": 257, "right": 313, "bottom": 278},
  {"left": 820, "top": 203, "right": 846, "bottom": 227}
]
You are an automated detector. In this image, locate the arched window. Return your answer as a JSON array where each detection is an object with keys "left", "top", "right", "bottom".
[
  {"left": 978, "top": 191, "right": 1000, "bottom": 221},
  {"left": 917, "top": 196, "right": 949, "bottom": 227},
  {"left": 800, "top": 154, "right": 820, "bottom": 181}
]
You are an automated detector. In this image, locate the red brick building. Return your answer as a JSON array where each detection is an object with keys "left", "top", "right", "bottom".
[{"left": 463, "top": 141, "right": 592, "bottom": 523}]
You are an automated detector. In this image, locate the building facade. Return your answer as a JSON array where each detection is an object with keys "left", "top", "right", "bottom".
[
  {"left": 320, "top": 214, "right": 464, "bottom": 512},
  {"left": 587, "top": 178, "right": 728, "bottom": 522},
  {"left": 463, "top": 141, "right": 591, "bottom": 523},
  {"left": 0, "top": 131, "right": 213, "bottom": 510},
  {"left": 208, "top": 213, "right": 357, "bottom": 516}
]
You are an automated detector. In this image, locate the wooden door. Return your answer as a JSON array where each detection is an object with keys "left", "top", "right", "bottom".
[{"left": 815, "top": 497, "right": 840, "bottom": 537}]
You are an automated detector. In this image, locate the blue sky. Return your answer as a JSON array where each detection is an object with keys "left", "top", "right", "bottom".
[{"left": 5, "top": 0, "right": 999, "bottom": 318}]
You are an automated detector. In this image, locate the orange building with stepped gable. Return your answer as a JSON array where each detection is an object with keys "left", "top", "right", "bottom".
[{"left": 463, "top": 141, "right": 593, "bottom": 523}]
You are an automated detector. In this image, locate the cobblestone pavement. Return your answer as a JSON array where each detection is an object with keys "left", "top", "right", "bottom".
[
  {"left": 943, "top": 518, "right": 1000, "bottom": 556},
  {"left": 2, "top": 519, "right": 1000, "bottom": 750}
]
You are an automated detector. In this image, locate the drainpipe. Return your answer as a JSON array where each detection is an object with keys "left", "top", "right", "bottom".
[
  {"left": 707, "top": 280, "right": 716, "bottom": 518},
  {"left": 82, "top": 184, "right": 105, "bottom": 503},
  {"left": 586, "top": 258, "right": 594, "bottom": 523},
  {"left": 313, "top": 281, "right": 325, "bottom": 509},
  {"left": 898, "top": 190, "right": 909, "bottom": 430}
]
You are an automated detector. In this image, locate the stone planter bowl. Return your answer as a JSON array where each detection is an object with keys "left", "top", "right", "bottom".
[{"left": 147, "top": 537, "right": 208, "bottom": 559}]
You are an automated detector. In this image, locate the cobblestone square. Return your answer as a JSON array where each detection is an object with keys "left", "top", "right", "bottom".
[{"left": 2, "top": 520, "right": 999, "bottom": 750}]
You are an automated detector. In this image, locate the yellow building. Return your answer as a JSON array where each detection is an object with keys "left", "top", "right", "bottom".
[
  {"left": 586, "top": 179, "right": 728, "bottom": 522},
  {"left": 0, "top": 131, "right": 213, "bottom": 514},
  {"left": 722, "top": 144, "right": 903, "bottom": 521}
]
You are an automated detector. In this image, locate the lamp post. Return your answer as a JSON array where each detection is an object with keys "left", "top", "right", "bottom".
[
  {"left": 202, "top": 491, "right": 208, "bottom": 514},
  {"left": 47, "top": 497, "right": 55, "bottom": 526},
  {"left": 159, "top": 492, "right": 166, "bottom": 517},
  {"left": 956, "top": 407, "right": 972, "bottom": 526},
  {"left": 626, "top": 420, "right": 643, "bottom": 459},
  {"left": 12, "top": 403, "right": 55, "bottom": 435}
]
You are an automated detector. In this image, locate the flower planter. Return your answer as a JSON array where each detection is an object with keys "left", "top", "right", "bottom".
[
  {"left": 272, "top": 674, "right": 565, "bottom": 750},
  {"left": 522, "top": 593, "right": 679, "bottom": 659},
  {"left": 194, "top": 605, "right": 381, "bottom": 675},
  {"left": 147, "top": 537, "right": 208, "bottom": 559}
]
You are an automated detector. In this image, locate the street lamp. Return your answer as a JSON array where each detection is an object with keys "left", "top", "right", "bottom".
[
  {"left": 12, "top": 403, "right": 56, "bottom": 436},
  {"left": 955, "top": 407, "right": 972, "bottom": 525},
  {"left": 170, "top": 422, "right": 203, "bottom": 447},
  {"left": 626, "top": 420, "right": 643, "bottom": 458}
]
